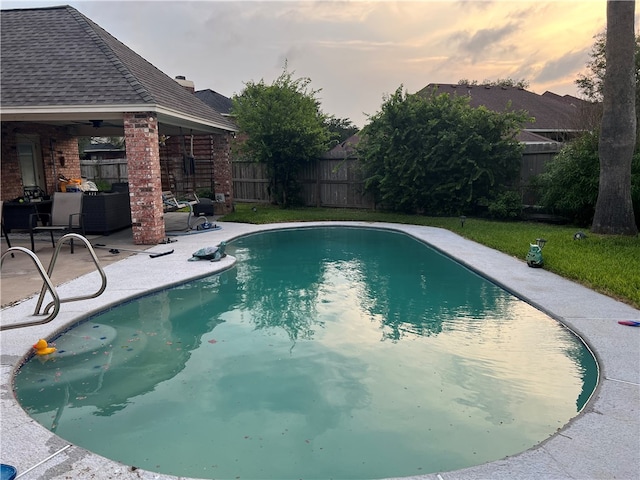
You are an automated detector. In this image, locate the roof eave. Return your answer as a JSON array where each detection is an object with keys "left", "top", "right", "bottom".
[
  {"left": 525, "top": 128, "right": 584, "bottom": 133},
  {"left": 0, "top": 104, "right": 238, "bottom": 134},
  {"left": 156, "top": 106, "right": 238, "bottom": 134}
]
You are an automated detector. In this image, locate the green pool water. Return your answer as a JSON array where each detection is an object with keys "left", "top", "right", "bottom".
[{"left": 14, "top": 227, "right": 598, "bottom": 479}]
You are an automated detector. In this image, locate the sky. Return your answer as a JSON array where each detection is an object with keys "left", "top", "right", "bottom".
[{"left": 2, "top": 0, "right": 631, "bottom": 128}]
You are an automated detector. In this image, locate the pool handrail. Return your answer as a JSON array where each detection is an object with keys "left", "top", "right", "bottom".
[
  {"left": 0, "top": 233, "right": 107, "bottom": 331},
  {"left": 0, "top": 246, "right": 60, "bottom": 330},
  {"left": 34, "top": 233, "right": 107, "bottom": 315}
]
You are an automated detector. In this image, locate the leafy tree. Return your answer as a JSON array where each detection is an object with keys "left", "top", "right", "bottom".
[
  {"left": 535, "top": 132, "right": 601, "bottom": 225},
  {"left": 457, "top": 78, "right": 530, "bottom": 89},
  {"left": 575, "top": 32, "right": 640, "bottom": 104},
  {"left": 232, "top": 69, "right": 331, "bottom": 207},
  {"left": 358, "top": 87, "right": 529, "bottom": 215},
  {"left": 592, "top": 0, "right": 638, "bottom": 235},
  {"left": 575, "top": 30, "right": 640, "bottom": 132},
  {"left": 324, "top": 117, "right": 359, "bottom": 144}
]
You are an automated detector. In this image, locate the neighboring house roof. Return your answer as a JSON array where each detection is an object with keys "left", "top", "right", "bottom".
[
  {"left": 417, "top": 83, "right": 590, "bottom": 134},
  {"left": 0, "top": 5, "right": 237, "bottom": 135},
  {"left": 322, "top": 134, "right": 361, "bottom": 159},
  {"left": 195, "top": 89, "right": 234, "bottom": 116}
]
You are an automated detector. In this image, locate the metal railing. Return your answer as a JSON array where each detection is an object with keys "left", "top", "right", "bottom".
[{"left": 1, "top": 233, "right": 107, "bottom": 331}]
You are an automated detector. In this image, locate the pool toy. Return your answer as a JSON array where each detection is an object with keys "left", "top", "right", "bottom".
[
  {"left": 188, "top": 241, "right": 227, "bottom": 262},
  {"left": 33, "top": 339, "right": 56, "bottom": 355},
  {"left": 525, "top": 244, "right": 543, "bottom": 268},
  {"left": 618, "top": 320, "right": 640, "bottom": 327}
]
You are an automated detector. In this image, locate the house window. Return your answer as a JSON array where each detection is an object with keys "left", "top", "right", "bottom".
[{"left": 17, "top": 134, "right": 45, "bottom": 191}]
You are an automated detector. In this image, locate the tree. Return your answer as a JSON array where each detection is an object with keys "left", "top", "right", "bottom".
[
  {"left": 232, "top": 69, "right": 331, "bottom": 207},
  {"left": 575, "top": 31, "right": 640, "bottom": 132},
  {"left": 535, "top": 132, "right": 601, "bottom": 225},
  {"left": 324, "top": 117, "right": 359, "bottom": 144},
  {"left": 457, "top": 78, "right": 530, "bottom": 89},
  {"left": 576, "top": 32, "right": 640, "bottom": 104},
  {"left": 358, "top": 87, "right": 529, "bottom": 215},
  {"left": 592, "top": 0, "right": 638, "bottom": 235}
]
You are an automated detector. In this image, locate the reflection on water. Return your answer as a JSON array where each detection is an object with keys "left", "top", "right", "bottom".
[{"left": 14, "top": 227, "right": 598, "bottom": 479}]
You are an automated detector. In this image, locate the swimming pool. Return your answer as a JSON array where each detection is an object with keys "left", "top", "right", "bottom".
[{"left": 14, "top": 227, "right": 598, "bottom": 479}]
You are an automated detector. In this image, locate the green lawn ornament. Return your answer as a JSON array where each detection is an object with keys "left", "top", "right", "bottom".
[
  {"left": 188, "top": 241, "right": 227, "bottom": 262},
  {"left": 526, "top": 238, "right": 546, "bottom": 268}
]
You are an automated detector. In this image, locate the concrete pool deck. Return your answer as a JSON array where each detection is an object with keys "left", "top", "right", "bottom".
[{"left": 1, "top": 220, "right": 638, "bottom": 480}]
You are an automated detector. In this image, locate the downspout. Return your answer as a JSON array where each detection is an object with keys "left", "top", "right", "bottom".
[{"left": 50, "top": 138, "right": 58, "bottom": 193}]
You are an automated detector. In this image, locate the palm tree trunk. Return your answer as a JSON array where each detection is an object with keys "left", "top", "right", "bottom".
[{"left": 592, "top": 0, "right": 638, "bottom": 235}]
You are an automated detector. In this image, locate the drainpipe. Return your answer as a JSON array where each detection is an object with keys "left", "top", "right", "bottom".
[{"left": 50, "top": 138, "right": 57, "bottom": 193}]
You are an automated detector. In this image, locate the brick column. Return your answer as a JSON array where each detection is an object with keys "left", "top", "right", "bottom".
[
  {"left": 124, "top": 112, "right": 165, "bottom": 244},
  {"left": 212, "top": 132, "right": 234, "bottom": 213}
]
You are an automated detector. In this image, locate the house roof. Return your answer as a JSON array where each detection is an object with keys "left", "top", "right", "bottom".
[
  {"left": 195, "top": 89, "right": 234, "bottom": 116},
  {"left": 416, "top": 83, "right": 590, "bottom": 133},
  {"left": 0, "top": 5, "right": 237, "bottom": 135},
  {"left": 322, "top": 134, "right": 361, "bottom": 159}
]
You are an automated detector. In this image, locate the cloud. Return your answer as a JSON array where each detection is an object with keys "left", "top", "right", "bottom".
[
  {"left": 450, "top": 24, "right": 519, "bottom": 63},
  {"left": 534, "top": 49, "right": 591, "bottom": 84}
]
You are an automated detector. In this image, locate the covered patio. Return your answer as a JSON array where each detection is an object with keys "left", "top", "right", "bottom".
[{"left": 0, "top": 5, "right": 237, "bottom": 245}]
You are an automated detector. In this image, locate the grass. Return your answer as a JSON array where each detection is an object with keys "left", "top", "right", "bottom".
[{"left": 220, "top": 203, "right": 640, "bottom": 309}]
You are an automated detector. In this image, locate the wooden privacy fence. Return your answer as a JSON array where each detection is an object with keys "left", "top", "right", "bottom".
[
  {"left": 232, "top": 159, "right": 375, "bottom": 208},
  {"left": 234, "top": 148, "right": 561, "bottom": 208},
  {"left": 80, "top": 158, "right": 128, "bottom": 185},
  {"left": 520, "top": 142, "right": 562, "bottom": 205}
]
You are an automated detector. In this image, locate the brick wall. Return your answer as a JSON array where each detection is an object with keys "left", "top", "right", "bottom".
[
  {"left": 124, "top": 112, "right": 165, "bottom": 244},
  {"left": 159, "top": 131, "right": 234, "bottom": 214},
  {"left": 1, "top": 124, "right": 21, "bottom": 200},
  {"left": 212, "top": 132, "right": 234, "bottom": 212},
  {"left": 1, "top": 122, "right": 81, "bottom": 201}
]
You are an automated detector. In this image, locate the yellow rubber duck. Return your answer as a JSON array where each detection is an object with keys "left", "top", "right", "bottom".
[{"left": 33, "top": 339, "right": 56, "bottom": 355}]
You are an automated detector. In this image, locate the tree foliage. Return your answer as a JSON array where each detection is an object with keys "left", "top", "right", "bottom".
[
  {"left": 575, "top": 30, "right": 640, "bottom": 133},
  {"left": 575, "top": 32, "right": 640, "bottom": 104},
  {"left": 358, "top": 87, "right": 529, "bottom": 215},
  {"left": 324, "top": 117, "right": 359, "bottom": 144},
  {"left": 457, "top": 78, "right": 530, "bottom": 89},
  {"left": 535, "top": 133, "right": 601, "bottom": 225},
  {"left": 232, "top": 69, "right": 331, "bottom": 207}
]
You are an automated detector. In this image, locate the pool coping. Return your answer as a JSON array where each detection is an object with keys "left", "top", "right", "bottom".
[{"left": 1, "top": 221, "right": 639, "bottom": 480}]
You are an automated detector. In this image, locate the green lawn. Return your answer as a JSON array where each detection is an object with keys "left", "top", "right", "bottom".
[{"left": 220, "top": 203, "right": 640, "bottom": 309}]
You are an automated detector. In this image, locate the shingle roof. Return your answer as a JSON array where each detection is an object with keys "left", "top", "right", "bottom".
[
  {"left": 1, "top": 5, "right": 236, "bottom": 132},
  {"left": 417, "top": 83, "right": 590, "bottom": 132},
  {"left": 321, "top": 134, "right": 360, "bottom": 159},
  {"left": 195, "top": 89, "right": 234, "bottom": 116}
]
